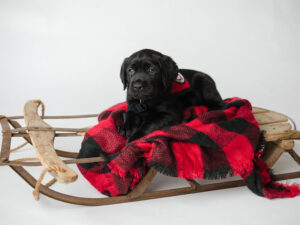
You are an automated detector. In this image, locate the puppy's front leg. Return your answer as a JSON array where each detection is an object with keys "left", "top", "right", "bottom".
[
  {"left": 118, "top": 111, "right": 142, "bottom": 138},
  {"left": 127, "top": 113, "right": 177, "bottom": 143}
]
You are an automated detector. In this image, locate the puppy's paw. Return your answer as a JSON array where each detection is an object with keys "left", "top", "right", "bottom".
[
  {"left": 116, "top": 112, "right": 130, "bottom": 137},
  {"left": 117, "top": 125, "right": 126, "bottom": 136},
  {"left": 117, "top": 122, "right": 135, "bottom": 138},
  {"left": 126, "top": 130, "right": 145, "bottom": 143}
]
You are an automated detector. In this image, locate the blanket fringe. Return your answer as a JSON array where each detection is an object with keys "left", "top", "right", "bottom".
[{"left": 263, "top": 182, "right": 300, "bottom": 199}]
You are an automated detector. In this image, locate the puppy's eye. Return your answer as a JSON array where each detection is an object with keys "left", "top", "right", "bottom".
[
  {"left": 127, "top": 68, "right": 135, "bottom": 76},
  {"left": 147, "top": 66, "right": 156, "bottom": 74}
]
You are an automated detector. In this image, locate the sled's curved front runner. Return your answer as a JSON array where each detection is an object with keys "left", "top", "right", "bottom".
[{"left": 1, "top": 101, "right": 300, "bottom": 206}]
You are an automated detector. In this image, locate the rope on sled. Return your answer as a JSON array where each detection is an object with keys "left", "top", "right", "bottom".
[
  {"left": 10, "top": 142, "right": 28, "bottom": 152},
  {"left": 33, "top": 165, "right": 66, "bottom": 201}
]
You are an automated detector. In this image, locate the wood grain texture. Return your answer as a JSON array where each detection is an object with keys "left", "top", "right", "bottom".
[
  {"left": 254, "top": 111, "right": 288, "bottom": 125},
  {"left": 288, "top": 150, "right": 300, "bottom": 165},
  {"left": 7, "top": 114, "right": 98, "bottom": 120},
  {"left": 275, "top": 140, "right": 294, "bottom": 150},
  {"left": 23, "top": 100, "right": 77, "bottom": 183},
  {"left": 0, "top": 117, "right": 11, "bottom": 162},
  {"left": 0, "top": 157, "right": 105, "bottom": 167},
  {"left": 264, "top": 130, "right": 298, "bottom": 142},
  {"left": 260, "top": 123, "right": 292, "bottom": 134},
  {"left": 252, "top": 107, "right": 269, "bottom": 114},
  {"left": 127, "top": 168, "right": 157, "bottom": 199},
  {"left": 263, "top": 142, "right": 286, "bottom": 168}
]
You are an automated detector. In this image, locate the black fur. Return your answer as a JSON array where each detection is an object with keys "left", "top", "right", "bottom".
[
  {"left": 119, "top": 49, "right": 224, "bottom": 143},
  {"left": 77, "top": 49, "right": 224, "bottom": 167}
]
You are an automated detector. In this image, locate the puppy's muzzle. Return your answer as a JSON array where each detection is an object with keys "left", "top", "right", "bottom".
[
  {"left": 133, "top": 82, "right": 143, "bottom": 91},
  {"left": 130, "top": 73, "right": 154, "bottom": 100},
  {"left": 131, "top": 73, "right": 148, "bottom": 92}
]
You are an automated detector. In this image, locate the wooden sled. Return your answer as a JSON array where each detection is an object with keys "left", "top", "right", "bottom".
[{"left": 1, "top": 100, "right": 300, "bottom": 206}]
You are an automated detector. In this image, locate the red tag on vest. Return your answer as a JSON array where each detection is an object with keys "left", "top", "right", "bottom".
[{"left": 170, "top": 73, "right": 191, "bottom": 94}]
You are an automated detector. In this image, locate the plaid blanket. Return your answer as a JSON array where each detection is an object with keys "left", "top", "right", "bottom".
[{"left": 77, "top": 98, "right": 300, "bottom": 198}]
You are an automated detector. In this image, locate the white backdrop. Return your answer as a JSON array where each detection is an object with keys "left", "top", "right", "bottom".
[{"left": 1, "top": 1, "right": 300, "bottom": 225}]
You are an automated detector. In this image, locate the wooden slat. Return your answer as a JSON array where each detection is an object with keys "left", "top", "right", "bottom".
[
  {"left": 127, "top": 168, "right": 157, "bottom": 199},
  {"left": 291, "top": 131, "right": 300, "bottom": 139},
  {"left": 24, "top": 100, "right": 77, "bottom": 183},
  {"left": 275, "top": 140, "right": 294, "bottom": 150},
  {"left": 288, "top": 150, "right": 300, "bottom": 165},
  {"left": 186, "top": 179, "right": 201, "bottom": 190},
  {"left": 4, "top": 127, "right": 89, "bottom": 133},
  {"left": 0, "top": 117, "right": 11, "bottom": 162},
  {"left": 0, "top": 156, "right": 105, "bottom": 167},
  {"left": 11, "top": 132, "right": 85, "bottom": 137},
  {"left": 264, "top": 130, "right": 297, "bottom": 142},
  {"left": 7, "top": 114, "right": 98, "bottom": 120},
  {"left": 259, "top": 123, "right": 291, "bottom": 134},
  {"left": 252, "top": 107, "right": 269, "bottom": 114},
  {"left": 254, "top": 111, "right": 288, "bottom": 125},
  {"left": 263, "top": 142, "right": 286, "bottom": 168}
]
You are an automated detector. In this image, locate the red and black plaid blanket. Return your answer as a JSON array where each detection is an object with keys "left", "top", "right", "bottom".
[{"left": 77, "top": 98, "right": 300, "bottom": 198}]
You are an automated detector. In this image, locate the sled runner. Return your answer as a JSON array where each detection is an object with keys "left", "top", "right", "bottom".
[{"left": 0, "top": 100, "right": 300, "bottom": 205}]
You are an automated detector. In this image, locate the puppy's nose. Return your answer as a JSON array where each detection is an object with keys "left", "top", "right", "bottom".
[{"left": 133, "top": 83, "right": 143, "bottom": 91}]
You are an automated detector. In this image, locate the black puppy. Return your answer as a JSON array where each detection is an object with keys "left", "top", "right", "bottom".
[
  {"left": 77, "top": 49, "right": 224, "bottom": 168},
  {"left": 119, "top": 49, "right": 224, "bottom": 143}
]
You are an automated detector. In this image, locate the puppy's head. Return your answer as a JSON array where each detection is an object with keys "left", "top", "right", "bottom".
[{"left": 120, "top": 49, "right": 178, "bottom": 102}]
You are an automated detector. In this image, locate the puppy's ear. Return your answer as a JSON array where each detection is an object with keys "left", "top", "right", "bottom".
[
  {"left": 159, "top": 55, "right": 179, "bottom": 90},
  {"left": 120, "top": 57, "right": 129, "bottom": 90}
]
